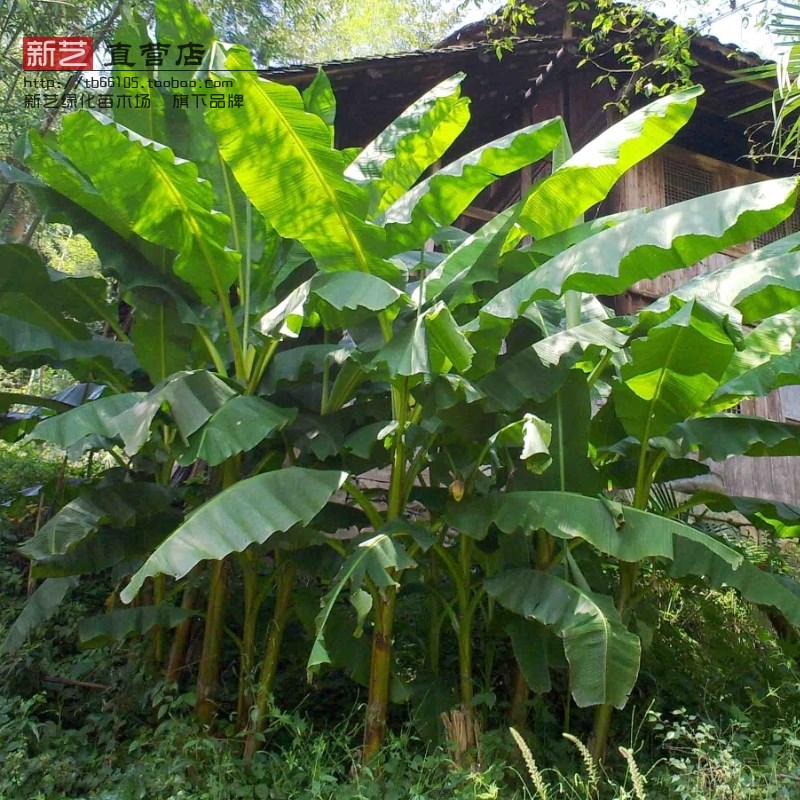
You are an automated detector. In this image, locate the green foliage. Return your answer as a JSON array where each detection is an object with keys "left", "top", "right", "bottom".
[
  {"left": 487, "top": 568, "right": 641, "bottom": 709},
  {"left": 3, "top": 0, "right": 800, "bottom": 782},
  {"left": 0, "top": 440, "right": 67, "bottom": 496},
  {"left": 2, "top": 500, "right": 800, "bottom": 799},
  {"left": 0, "top": 577, "right": 78, "bottom": 656},
  {"left": 276, "top": 0, "right": 461, "bottom": 63},
  {"left": 120, "top": 468, "right": 347, "bottom": 602},
  {"left": 515, "top": 86, "right": 702, "bottom": 241}
]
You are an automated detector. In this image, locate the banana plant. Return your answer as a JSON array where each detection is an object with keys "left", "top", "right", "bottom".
[
  {"left": 458, "top": 250, "right": 800, "bottom": 757},
  {"left": 7, "top": 0, "right": 800, "bottom": 768}
]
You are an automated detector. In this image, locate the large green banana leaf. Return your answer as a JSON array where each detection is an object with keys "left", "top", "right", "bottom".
[
  {"left": 120, "top": 467, "right": 347, "bottom": 603},
  {"left": 612, "top": 301, "right": 737, "bottom": 441},
  {"left": 0, "top": 246, "right": 134, "bottom": 382},
  {"left": 516, "top": 85, "right": 703, "bottom": 240},
  {"left": 485, "top": 568, "right": 640, "bottom": 708},
  {"left": 0, "top": 296, "right": 95, "bottom": 344},
  {"left": 0, "top": 314, "right": 136, "bottom": 383},
  {"left": 0, "top": 245, "right": 110, "bottom": 325},
  {"left": 256, "top": 272, "right": 409, "bottom": 339},
  {"left": 346, "top": 73, "right": 470, "bottom": 213},
  {"left": 651, "top": 232, "right": 800, "bottom": 323},
  {"left": 32, "top": 515, "right": 178, "bottom": 579},
  {"left": 669, "top": 539, "right": 800, "bottom": 624},
  {"left": 481, "top": 177, "right": 800, "bottom": 324},
  {"left": 657, "top": 414, "right": 800, "bottom": 460},
  {"left": 366, "top": 302, "right": 475, "bottom": 377},
  {"left": 719, "top": 309, "right": 800, "bottom": 385},
  {"left": 263, "top": 344, "right": 349, "bottom": 393},
  {"left": 416, "top": 206, "right": 521, "bottom": 307},
  {"left": 710, "top": 349, "right": 800, "bottom": 408},
  {"left": 55, "top": 111, "right": 240, "bottom": 304},
  {"left": 523, "top": 208, "right": 648, "bottom": 260},
  {"left": 20, "top": 484, "right": 175, "bottom": 561},
  {"left": 531, "top": 317, "right": 628, "bottom": 368},
  {"left": 382, "top": 118, "right": 563, "bottom": 249},
  {"left": 206, "top": 47, "right": 397, "bottom": 281},
  {"left": 154, "top": 0, "right": 214, "bottom": 85},
  {"left": 130, "top": 291, "right": 197, "bottom": 384},
  {"left": 30, "top": 393, "right": 144, "bottom": 453},
  {"left": 256, "top": 279, "right": 316, "bottom": 339},
  {"left": 477, "top": 346, "right": 571, "bottom": 409},
  {"left": 79, "top": 606, "right": 194, "bottom": 649},
  {"left": 733, "top": 258, "right": 800, "bottom": 323},
  {"left": 303, "top": 70, "right": 336, "bottom": 137},
  {"left": 110, "top": 14, "right": 166, "bottom": 140},
  {"left": 113, "top": 370, "right": 235, "bottom": 455},
  {"left": 30, "top": 157, "right": 197, "bottom": 316},
  {"left": 506, "top": 617, "right": 552, "bottom": 694},
  {"left": 26, "top": 131, "right": 133, "bottom": 237},
  {"left": 473, "top": 293, "right": 620, "bottom": 396},
  {"left": 512, "top": 372, "right": 602, "bottom": 495},
  {"left": 687, "top": 491, "right": 800, "bottom": 538},
  {"left": 447, "top": 491, "right": 740, "bottom": 566},
  {"left": 41, "top": 192, "right": 198, "bottom": 305},
  {"left": 308, "top": 531, "right": 415, "bottom": 676},
  {"left": 175, "top": 395, "right": 295, "bottom": 466},
  {"left": 488, "top": 414, "right": 552, "bottom": 473}
]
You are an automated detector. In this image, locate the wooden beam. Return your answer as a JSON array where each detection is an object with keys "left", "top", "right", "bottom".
[
  {"left": 693, "top": 54, "right": 775, "bottom": 95},
  {"left": 463, "top": 205, "right": 497, "bottom": 221}
]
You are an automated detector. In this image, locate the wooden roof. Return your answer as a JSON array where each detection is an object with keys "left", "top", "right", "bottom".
[
  {"left": 261, "top": 1, "right": 780, "bottom": 166},
  {"left": 264, "top": 37, "right": 573, "bottom": 153}
]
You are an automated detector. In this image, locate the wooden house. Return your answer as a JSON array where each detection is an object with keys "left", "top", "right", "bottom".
[{"left": 265, "top": 3, "right": 800, "bottom": 504}]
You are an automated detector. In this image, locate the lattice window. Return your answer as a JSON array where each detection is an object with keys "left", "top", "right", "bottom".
[
  {"left": 729, "top": 402, "right": 743, "bottom": 415},
  {"left": 663, "top": 157, "right": 713, "bottom": 206},
  {"left": 755, "top": 207, "right": 800, "bottom": 249}
]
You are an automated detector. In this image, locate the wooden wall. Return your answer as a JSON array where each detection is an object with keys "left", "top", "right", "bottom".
[
  {"left": 714, "top": 395, "right": 800, "bottom": 503},
  {"left": 615, "top": 145, "right": 760, "bottom": 300},
  {"left": 617, "top": 147, "right": 800, "bottom": 503},
  {"left": 464, "top": 90, "right": 799, "bottom": 503}
]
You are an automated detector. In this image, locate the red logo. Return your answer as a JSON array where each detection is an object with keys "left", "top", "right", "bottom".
[{"left": 23, "top": 37, "right": 93, "bottom": 71}]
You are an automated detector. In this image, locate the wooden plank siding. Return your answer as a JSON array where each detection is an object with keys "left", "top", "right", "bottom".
[
  {"left": 617, "top": 145, "right": 760, "bottom": 301},
  {"left": 710, "top": 394, "right": 799, "bottom": 503},
  {"left": 616, "top": 147, "right": 800, "bottom": 503},
  {"left": 462, "top": 91, "right": 800, "bottom": 503}
]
